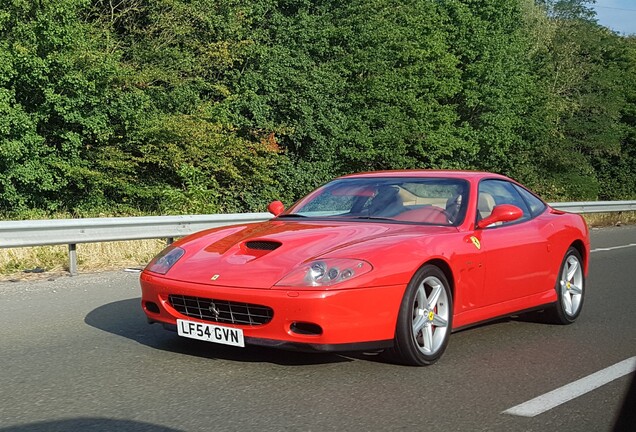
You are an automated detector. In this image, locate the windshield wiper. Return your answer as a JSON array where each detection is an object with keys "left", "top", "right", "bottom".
[
  {"left": 352, "top": 216, "right": 394, "bottom": 221},
  {"left": 276, "top": 213, "right": 307, "bottom": 218}
]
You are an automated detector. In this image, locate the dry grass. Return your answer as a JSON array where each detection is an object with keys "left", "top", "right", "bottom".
[
  {"left": 0, "top": 239, "right": 167, "bottom": 281},
  {"left": 1, "top": 212, "right": 634, "bottom": 279},
  {"left": 582, "top": 211, "right": 636, "bottom": 227}
]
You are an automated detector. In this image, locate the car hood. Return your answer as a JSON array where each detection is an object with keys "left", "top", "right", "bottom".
[{"left": 163, "top": 220, "right": 453, "bottom": 288}]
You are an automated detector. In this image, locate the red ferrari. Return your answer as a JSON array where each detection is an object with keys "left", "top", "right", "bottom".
[{"left": 140, "top": 171, "right": 589, "bottom": 365}]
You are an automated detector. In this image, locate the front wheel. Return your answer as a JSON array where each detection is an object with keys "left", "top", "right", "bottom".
[
  {"left": 546, "top": 247, "right": 585, "bottom": 324},
  {"left": 388, "top": 265, "right": 453, "bottom": 366}
]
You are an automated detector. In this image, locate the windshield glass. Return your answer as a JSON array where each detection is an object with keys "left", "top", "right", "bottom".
[{"left": 285, "top": 177, "right": 469, "bottom": 226}]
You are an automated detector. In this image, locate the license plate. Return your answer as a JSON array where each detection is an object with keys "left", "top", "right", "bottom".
[{"left": 176, "top": 319, "right": 245, "bottom": 347}]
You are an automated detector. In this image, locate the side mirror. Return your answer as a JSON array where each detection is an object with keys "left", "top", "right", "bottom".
[
  {"left": 477, "top": 204, "right": 523, "bottom": 229},
  {"left": 267, "top": 200, "right": 285, "bottom": 216}
]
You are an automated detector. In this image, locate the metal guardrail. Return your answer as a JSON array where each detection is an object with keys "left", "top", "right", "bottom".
[
  {"left": 549, "top": 201, "right": 636, "bottom": 214},
  {"left": 0, "top": 213, "right": 272, "bottom": 248},
  {"left": 0, "top": 213, "right": 271, "bottom": 275},
  {"left": 0, "top": 201, "right": 634, "bottom": 275}
]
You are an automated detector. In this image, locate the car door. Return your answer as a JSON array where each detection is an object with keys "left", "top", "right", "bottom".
[{"left": 475, "top": 179, "right": 551, "bottom": 307}]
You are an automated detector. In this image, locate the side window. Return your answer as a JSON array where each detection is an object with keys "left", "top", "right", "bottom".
[
  {"left": 513, "top": 184, "right": 547, "bottom": 218},
  {"left": 477, "top": 180, "right": 531, "bottom": 224}
]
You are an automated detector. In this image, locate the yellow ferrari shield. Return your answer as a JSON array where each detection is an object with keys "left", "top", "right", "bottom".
[{"left": 470, "top": 236, "right": 481, "bottom": 250}]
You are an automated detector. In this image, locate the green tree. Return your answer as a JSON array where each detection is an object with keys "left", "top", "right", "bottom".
[
  {"left": 439, "top": 0, "right": 539, "bottom": 179},
  {"left": 84, "top": 0, "right": 293, "bottom": 213},
  {"left": 0, "top": 0, "right": 129, "bottom": 215},
  {"left": 525, "top": 0, "right": 634, "bottom": 199},
  {"left": 2, "top": 0, "right": 636, "bottom": 218},
  {"left": 229, "top": 0, "right": 462, "bottom": 182}
]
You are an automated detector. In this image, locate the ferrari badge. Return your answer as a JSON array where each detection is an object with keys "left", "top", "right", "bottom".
[{"left": 470, "top": 236, "right": 481, "bottom": 250}]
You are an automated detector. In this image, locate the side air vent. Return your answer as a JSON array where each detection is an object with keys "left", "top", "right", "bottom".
[{"left": 245, "top": 241, "right": 281, "bottom": 251}]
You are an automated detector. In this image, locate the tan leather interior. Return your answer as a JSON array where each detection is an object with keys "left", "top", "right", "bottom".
[
  {"left": 397, "top": 188, "right": 447, "bottom": 207},
  {"left": 478, "top": 192, "right": 496, "bottom": 218}
]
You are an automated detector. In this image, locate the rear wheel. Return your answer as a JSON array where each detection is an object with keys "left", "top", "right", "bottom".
[
  {"left": 388, "top": 265, "right": 452, "bottom": 366},
  {"left": 546, "top": 247, "right": 585, "bottom": 324}
]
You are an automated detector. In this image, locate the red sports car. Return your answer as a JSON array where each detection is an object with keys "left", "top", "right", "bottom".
[{"left": 140, "top": 171, "right": 589, "bottom": 365}]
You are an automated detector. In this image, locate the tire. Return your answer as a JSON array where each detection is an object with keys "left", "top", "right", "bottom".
[
  {"left": 546, "top": 247, "right": 585, "bottom": 324},
  {"left": 388, "top": 265, "right": 453, "bottom": 366}
]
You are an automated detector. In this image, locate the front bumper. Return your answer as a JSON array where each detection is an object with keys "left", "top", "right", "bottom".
[{"left": 140, "top": 271, "right": 405, "bottom": 351}]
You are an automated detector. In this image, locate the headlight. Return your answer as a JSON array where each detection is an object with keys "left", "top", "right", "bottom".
[
  {"left": 145, "top": 246, "right": 185, "bottom": 275},
  {"left": 275, "top": 258, "right": 372, "bottom": 287}
]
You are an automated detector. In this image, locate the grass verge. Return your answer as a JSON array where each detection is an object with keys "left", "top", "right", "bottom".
[
  {"left": 0, "top": 239, "right": 167, "bottom": 281},
  {"left": 583, "top": 211, "right": 636, "bottom": 227}
]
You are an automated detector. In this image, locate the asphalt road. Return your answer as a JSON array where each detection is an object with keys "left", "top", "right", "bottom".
[{"left": 1, "top": 226, "right": 635, "bottom": 432}]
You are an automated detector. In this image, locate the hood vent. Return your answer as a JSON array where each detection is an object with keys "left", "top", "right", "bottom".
[{"left": 245, "top": 240, "right": 281, "bottom": 251}]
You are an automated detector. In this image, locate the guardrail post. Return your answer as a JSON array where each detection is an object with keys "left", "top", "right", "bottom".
[
  {"left": 167, "top": 237, "right": 174, "bottom": 245},
  {"left": 68, "top": 244, "right": 77, "bottom": 276}
]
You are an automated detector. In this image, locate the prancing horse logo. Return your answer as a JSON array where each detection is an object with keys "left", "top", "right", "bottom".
[
  {"left": 208, "top": 301, "right": 220, "bottom": 318},
  {"left": 470, "top": 236, "right": 481, "bottom": 250}
]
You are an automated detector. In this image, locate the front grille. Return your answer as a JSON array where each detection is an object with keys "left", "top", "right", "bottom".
[
  {"left": 245, "top": 240, "right": 281, "bottom": 251},
  {"left": 168, "top": 294, "right": 273, "bottom": 326}
]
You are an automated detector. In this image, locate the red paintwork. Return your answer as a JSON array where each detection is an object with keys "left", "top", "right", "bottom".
[
  {"left": 140, "top": 170, "right": 590, "bottom": 350},
  {"left": 476, "top": 204, "right": 523, "bottom": 228},
  {"left": 267, "top": 200, "right": 285, "bottom": 216}
]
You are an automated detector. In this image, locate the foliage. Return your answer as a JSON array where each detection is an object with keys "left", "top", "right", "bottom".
[{"left": 1, "top": 0, "right": 635, "bottom": 220}]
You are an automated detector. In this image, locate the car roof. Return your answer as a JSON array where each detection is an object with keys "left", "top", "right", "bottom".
[{"left": 339, "top": 170, "right": 509, "bottom": 181}]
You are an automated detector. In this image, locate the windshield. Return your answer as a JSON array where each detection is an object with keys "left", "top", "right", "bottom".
[{"left": 284, "top": 177, "right": 469, "bottom": 226}]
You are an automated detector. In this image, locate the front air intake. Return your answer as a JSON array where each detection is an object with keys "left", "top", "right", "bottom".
[
  {"left": 290, "top": 322, "right": 323, "bottom": 336},
  {"left": 169, "top": 294, "right": 273, "bottom": 326}
]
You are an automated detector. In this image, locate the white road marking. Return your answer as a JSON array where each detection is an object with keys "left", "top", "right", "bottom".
[
  {"left": 503, "top": 357, "right": 636, "bottom": 417},
  {"left": 591, "top": 243, "right": 636, "bottom": 253}
]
